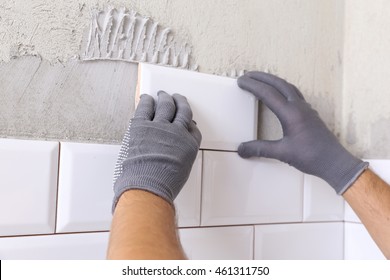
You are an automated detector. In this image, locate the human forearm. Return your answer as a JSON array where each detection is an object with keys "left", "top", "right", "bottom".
[
  {"left": 108, "top": 92, "right": 200, "bottom": 259},
  {"left": 107, "top": 190, "right": 186, "bottom": 259},
  {"left": 343, "top": 169, "right": 390, "bottom": 259},
  {"left": 237, "top": 71, "right": 388, "bottom": 257}
]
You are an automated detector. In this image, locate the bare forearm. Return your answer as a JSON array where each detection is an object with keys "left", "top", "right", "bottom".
[
  {"left": 343, "top": 169, "right": 390, "bottom": 259},
  {"left": 107, "top": 190, "right": 186, "bottom": 259}
]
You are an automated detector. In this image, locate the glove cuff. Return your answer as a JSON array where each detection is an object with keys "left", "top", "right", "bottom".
[
  {"left": 112, "top": 159, "right": 190, "bottom": 213},
  {"left": 112, "top": 175, "right": 174, "bottom": 213}
]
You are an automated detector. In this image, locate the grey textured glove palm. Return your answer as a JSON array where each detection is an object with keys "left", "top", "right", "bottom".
[
  {"left": 237, "top": 71, "right": 368, "bottom": 194},
  {"left": 112, "top": 91, "right": 202, "bottom": 211}
]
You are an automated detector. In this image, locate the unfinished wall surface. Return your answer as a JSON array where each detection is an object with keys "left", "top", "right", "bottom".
[
  {"left": 0, "top": 0, "right": 343, "bottom": 144},
  {"left": 343, "top": 0, "right": 390, "bottom": 158},
  {"left": 0, "top": 57, "right": 137, "bottom": 143}
]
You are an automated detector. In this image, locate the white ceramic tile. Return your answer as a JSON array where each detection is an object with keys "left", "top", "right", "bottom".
[
  {"left": 179, "top": 226, "right": 253, "bottom": 260},
  {"left": 175, "top": 152, "right": 202, "bottom": 227},
  {"left": 138, "top": 63, "right": 258, "bottom": 151},
  {"left": 367, "top": 159, "right": 390, "bottom": 184},
  {"left": 344, "top": 160, "right": 390, "bottom": 223},
  {"left": 0, "top": 232, "right": 109, "bottom": 259},
  {"left": 56, "top": 143, "right": 120, "bottom": 233},
  {"left": 303, "top": 175, "right": 344, "bottom": 222},
  {"left": 344, "top": 223, "right": 385, "bottom": 260},
  {"left": 254, "top": 223, "right": 343, "bottom": 260},
  {"left": 201, "top": 151, "right": 303, "bottom": 226},
  {"left": 0, "top": 139, "right": 58, "bottom": 236}
]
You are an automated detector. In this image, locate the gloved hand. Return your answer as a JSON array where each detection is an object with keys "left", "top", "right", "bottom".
[
  {"left": 237, "top": 71, "right": 368, "bottom": 194},
  {"left": 112, "top": 91, "right": 202, "bottom": 212}
]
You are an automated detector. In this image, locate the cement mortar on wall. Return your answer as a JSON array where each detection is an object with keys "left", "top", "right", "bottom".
[
  {"left": 0, "top": 0, "right": 344, "bottom": 151},
  {"left": 0, "top": 56, "right": 137, "bottom": 143}
]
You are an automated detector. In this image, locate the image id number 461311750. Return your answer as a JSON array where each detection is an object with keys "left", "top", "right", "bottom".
[{"left": 214, "top": 266, "right": 270, "bottom": 276}]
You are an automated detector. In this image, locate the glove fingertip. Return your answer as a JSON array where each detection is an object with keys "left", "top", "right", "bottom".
[
  {"left": 236, "top": 75, "right": 246, "bottom": 89},
  {"left": 238, "top": 143, "right": 251, "bottom": 158}
]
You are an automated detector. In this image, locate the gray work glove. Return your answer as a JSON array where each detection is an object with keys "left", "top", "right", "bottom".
[
  {"left": 237, "top": 71, "right": 368, "bottom": 194},
  {"left": 112, "top": 91, "right": 202, "bottom": 212}
]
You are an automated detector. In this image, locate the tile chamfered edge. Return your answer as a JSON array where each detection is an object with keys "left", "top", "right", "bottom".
[
  {"left": 0, "top": 139, "right": 59, "bottom": 236},
  {"left": 254, "top": 223, "right": 344, "bottom": 260},
  {"left": 303, "top": 175, "right": 344, "bottom": 222},
  {"left": 137, "top": 63, "right": 258, "bottom": 151},
  {"left": 174, "top": 151, "right": 202, "bottom": 227},
  {"left": 56, "top": 142, "right": 120, "bottom": 233},
  {"left": 201, "top": 151, "right": 303, "bottom": 226},
  {"left": 0, "top": 232, "right": 109, "bottom": 259},
  {"left": 179, "top": 226, "right": 253, "bottom": 260}
]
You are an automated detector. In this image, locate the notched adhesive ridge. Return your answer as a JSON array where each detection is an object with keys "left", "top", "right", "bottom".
[{"left": 81, "top": 7, "right": 197, "bottom": 70}]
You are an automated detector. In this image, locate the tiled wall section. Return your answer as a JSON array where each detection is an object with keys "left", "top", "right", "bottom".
[{"left": 0, "top": 139, "right": 386, "bottom": 259}]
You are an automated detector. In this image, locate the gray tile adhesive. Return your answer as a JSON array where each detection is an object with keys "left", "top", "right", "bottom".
[{"left": 81, "top": 7, "right": 198, "bottom": 70}]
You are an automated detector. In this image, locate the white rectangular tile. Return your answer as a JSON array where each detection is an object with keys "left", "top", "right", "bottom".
[
  {"left": 56, "top": 143, "right": 120, "bottom": 233},
  {"left": 367, "top": 159, "right": 390, "bottom": 184},
  {"left": 179, "top": 226, "right": 253, "bottom": 260},
  {"left": 201, "top": 151, "right": 303, "bottom": 226},
  {"left": 344, "top": 223, "right": 385, "bottom": 260},
  {"left": 0, "top": 139, "right": 58, "bottom": 236},
  {"left": 0, "top": 232, "right": 109, "bottom": 259},
  {"left": 138, "top": 63, "right": 258, "bottom": 151},
  {"left": 303, "top": 175, "right": 344, "bottom": 222},
  {"left": 254, "top": 223, "right": 343, "bottom": 260},
  {"left": 175, "top": 152, "right": 202, "bottom": 227}
]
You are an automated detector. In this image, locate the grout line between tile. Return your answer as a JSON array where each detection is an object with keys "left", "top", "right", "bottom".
[
  {"left": 53, "top": 142, "right": 61, "bottom": 234},
  {"left": 302, "top": 174, "right": 306, "bottom": 222},
  {"left": 343, "top": 220, "right": 362, "bottom": 224},
  {"left": 199, "top": 150, "right": 204, "bottom": 227},
  {"left": 342, "top": 197, "right": 346, "bottom": 222},
  {"left": 0, "top": 230, "right": 110, "bottom": 239},
  {"left": 177, "top": 220, "right": 345, "bottom": 230},
  {"left": 342, "top": 222, "right": 346, "bottom": 260},
  {"left": 178, "top": 224, "right": 254, "bottom": 230},
  {"left": 199, "top": 148, "right": 237, "bottom": 153},
  {"left": 252, "top": 225, "right": 255, "bottom": 260}
]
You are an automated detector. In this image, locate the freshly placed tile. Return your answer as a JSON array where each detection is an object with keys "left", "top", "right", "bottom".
[
  {"left": 303, "top": 175, "right": 344, "bottom": 222},
  {"left": 201, "top": 151, "right": 303, "bottom": 226},
  {"left": 254, "top": 223, "right": 343, "bottom": 260},
  {"left": 344, "top": 223, "right": 385, "bottom": 260},
  {"left": 175, "top": 152, "right": 202, "bottom": 227},
  {"left": 179, "top": 226, "right": 253, "bottom": 260},
  {"left": 0, "top": 139, "right": 58, "bottom": 236},
  {"left": 56, "top": 143, "right": 120, "bottom": 233},
  {"left": 0, "top": 232, "right": 109, "bottom": 259},
  {"left": 138, "top": 63, "right": 258, "bottom": 151}
]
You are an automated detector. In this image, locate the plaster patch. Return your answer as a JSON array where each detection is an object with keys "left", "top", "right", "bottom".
[
  {"left": 220, "top": 69, "right": 246, "bottom": 78},
  {"left": 346, "top": 114, "right": 357, "bottom": 145},
  {"left": 81, "top": 7, "right": 197, "bottom": 70},
  {"left": 0, "top": 56, "right": 137, "bottom": 143},
  {"left": 368, "top": 118, "right": 390, "bottom": 158}
]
